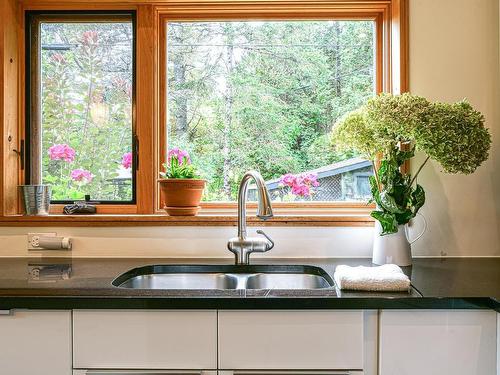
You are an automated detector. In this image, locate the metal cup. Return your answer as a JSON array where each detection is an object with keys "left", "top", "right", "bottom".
[{"left": 18, "top": 185, "right": 52, "bottom": 216}]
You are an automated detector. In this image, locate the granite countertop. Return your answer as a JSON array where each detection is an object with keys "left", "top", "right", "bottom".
[{"left": 0, "top": 257, "right": 498, "bottom": 311}]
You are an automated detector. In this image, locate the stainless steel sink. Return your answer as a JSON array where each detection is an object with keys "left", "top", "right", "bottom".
[{"left": 112, "top": 265, "right": 334, "bottom": 290}]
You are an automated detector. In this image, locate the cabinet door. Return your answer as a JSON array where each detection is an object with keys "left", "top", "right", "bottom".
[
  {"left": 218, "top": 310, "right": 364, "bottom": 370},
  {"left": 73, "top": 310, "right": 217, "bottom": 369},
  {"left": 0, "top": 310, "right": 72, "bottom": 375},
  {"left": 379, "top": 310, "right": 496, "bottom": 375}
]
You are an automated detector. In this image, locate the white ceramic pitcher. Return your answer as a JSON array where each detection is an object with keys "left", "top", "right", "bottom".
[{"left": 372, "top": 213, "right": 427, "bottom": 266}]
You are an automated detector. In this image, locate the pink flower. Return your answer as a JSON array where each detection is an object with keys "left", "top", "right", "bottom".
[
  {"left": 70, "top": 169, "right": 94, "bottom": 184},
  {"left": 121, "top": 152, "right": 132, "bottom": 169},
  {"left": 51, "top": 53, "right": 66, "bottom": 64},
  {"left": 48, "top": 144, "right": 75, "bottom": 162},
  {"left": 280, "top": 173, "right": 296, "bottom": 187},
  {"left": 291, "top": 183, "right": 311, "bottom": 197},
  {"left": 167, "top": 147, "right": 191, "bottom": 166},
  {"left": 302, "top": 173, "right": 320, "bottom": 187},
  {"left": 279, "top": 172, "right": 319, "bottom": 197},
  {"left": 82, "top": 31, "right": 98, "bottom": 46}
]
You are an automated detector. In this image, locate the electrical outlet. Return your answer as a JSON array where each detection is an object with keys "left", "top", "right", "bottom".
[{"left": 27, "top": 232, "right": 57, "bottom": 250}]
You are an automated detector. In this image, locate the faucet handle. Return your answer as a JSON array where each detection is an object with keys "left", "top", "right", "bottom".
[{"left": 256, "top": 230, "right": 274, "bottom": 250}]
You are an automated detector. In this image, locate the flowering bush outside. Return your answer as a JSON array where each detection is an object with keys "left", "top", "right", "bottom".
[
  {"left": 40, "top": 21, "right": 133, "bottom": 201},
  {"left": 279, "top": 173, "right": 320, "bottom": 198}
]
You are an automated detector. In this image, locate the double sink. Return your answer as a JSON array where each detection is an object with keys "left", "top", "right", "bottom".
[{"left": 113, "top": 265, "right": 334, "bottom": 290}]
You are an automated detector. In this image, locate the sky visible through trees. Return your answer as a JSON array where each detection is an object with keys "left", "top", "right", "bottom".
[{"left": 167, "top": 20, "right": 375, "bottom": 201}]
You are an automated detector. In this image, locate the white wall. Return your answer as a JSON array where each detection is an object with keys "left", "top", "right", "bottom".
[
  {"left": 0, "top": 0, "right": 498, "bottom": 258},
  {"left": 0, "top": 226, "right": 374, "bottom": 258},
  {"left": 409, "top": 0, "right": 500, "bottom": 256}
]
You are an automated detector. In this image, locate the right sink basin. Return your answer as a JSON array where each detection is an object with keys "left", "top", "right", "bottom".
[{"left": 245, "top": 272, "right": 333, "bottom": 290}]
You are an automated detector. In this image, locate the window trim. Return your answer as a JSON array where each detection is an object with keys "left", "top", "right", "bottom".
[
  {"left": 25, "top": 10, "right": 138, "bottom": 206},
  {"left": 0, "top": 0, "right": 408, "bottom": 224}
]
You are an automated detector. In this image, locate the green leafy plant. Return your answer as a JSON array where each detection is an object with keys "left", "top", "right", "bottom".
[
  {"left": 331, "top": 93, "right": 491, "bottom": 235},
  {"left": 160, "top": 148, "right": 200, "bottom": 179}
]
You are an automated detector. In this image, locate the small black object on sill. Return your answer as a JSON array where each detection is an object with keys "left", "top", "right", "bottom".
[{"left": 63, "top": 195, "right": 97, "bottom": 215}]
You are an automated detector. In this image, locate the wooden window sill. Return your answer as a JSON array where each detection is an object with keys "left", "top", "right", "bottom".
[{"left": 0, "top": 213, "right": 374, "bottom": 227}]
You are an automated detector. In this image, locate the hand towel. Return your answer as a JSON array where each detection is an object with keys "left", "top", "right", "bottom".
[{"left": 333, "top": 264, "right": 410, "bottom": 292}]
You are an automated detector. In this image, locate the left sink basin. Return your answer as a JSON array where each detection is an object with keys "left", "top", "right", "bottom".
[{"left": 112, "top": 264, "right": 334, "bottom": 290}]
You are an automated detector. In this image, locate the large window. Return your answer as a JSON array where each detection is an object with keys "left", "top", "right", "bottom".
[
  {"left": 27, "top": 12, "right": 135, "bottom": 203},
  {"left": 166, "top": 20, "right": 375, "bottom": 203}
]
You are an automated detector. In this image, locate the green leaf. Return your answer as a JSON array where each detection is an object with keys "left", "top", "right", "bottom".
[
  {"left": 369, "top": 175, "right": 382, "bottom": 206},
  {"left": 371, "top": 210, "right": 398, "bottom": 235},
  {"left": 411, "top": 184, "right": 426, "bottom": 214},
  {"left": 379, "top": 191, "right": 405, "bottom": 214},
  {"left": 395, "top": 209, "right": 414, "bottom": 225}
]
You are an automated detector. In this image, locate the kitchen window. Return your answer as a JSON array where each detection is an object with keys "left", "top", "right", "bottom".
[
  {"left": 25, "top": 12, "right": 136, "bottom": 204},
  {"left": 162, "top": 17, "right": 380, "bottom": 206},
  {"left": 0, "top": 1, "right": 407, "bottom": 224}
]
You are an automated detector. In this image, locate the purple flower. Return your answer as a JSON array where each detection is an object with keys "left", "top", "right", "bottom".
[
  {"left": 167, "top": 147, "right": 191, "bottom": 166},
  {"left": 121, "top": 152, "right": 132, "bottom": 169},
  {"left": 70, "top": 169, "right": 94, "bottom": 183},
  {"left": 48, "top": 144, "right": 75, "bottom": 162}
]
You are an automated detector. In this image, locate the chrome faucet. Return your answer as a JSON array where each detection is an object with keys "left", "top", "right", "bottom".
[{"left": 227, "top": 170, "right": 274, "bottom": 265}]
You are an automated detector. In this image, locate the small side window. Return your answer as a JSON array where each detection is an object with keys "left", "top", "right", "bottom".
[{"left": 26, "top": 12, "right": 136, "bottom": 204}]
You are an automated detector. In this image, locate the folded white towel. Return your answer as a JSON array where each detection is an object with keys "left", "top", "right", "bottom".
[{"left": 334, "top": 264, "right": 410, "bottom": 292}]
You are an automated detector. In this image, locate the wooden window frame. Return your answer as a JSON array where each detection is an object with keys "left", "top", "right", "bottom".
[{"left": 0, "top": 0, "right": 408, "bottom": 226}]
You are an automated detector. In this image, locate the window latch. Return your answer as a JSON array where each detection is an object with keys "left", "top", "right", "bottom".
[
  {"left": 12, "top": 139, "right": 25, "bottom": 170},
  {"left": 133, "top": 134, "right": 139, "bottom": 170}
]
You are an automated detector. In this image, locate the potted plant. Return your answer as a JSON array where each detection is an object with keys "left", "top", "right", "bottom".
[
  {"left": 159, "top": 148, "right": 206, "bottom": 216},
  {"left": 331, "top": 93, "right": 491, "bottom": 266}
]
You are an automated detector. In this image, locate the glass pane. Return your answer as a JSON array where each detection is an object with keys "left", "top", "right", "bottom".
[
  {"left": 166, "top": 20, "right": 375, "bottom": 202},
  {"left": 39, "top": 19, "right": 133, "bottom": 202}
]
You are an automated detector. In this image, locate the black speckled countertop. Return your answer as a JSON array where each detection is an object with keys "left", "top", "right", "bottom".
[{"left": 0, "top": 257, "right": 498, "bottom": 311}]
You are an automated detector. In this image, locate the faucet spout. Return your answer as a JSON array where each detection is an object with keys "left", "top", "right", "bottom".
[{"left": 228, "top": 170, "right": 275, "bottom": 265}]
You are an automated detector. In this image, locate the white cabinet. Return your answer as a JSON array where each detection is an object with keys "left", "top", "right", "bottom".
[
  {"left": 73, "top": 371, "right": 218, "bottom": 375},
  {"left": 218, "top": 310, "right": 364, "bottom": 370},
  {"left": 0, "top": 310, "right": 72, "bottom": 375},
  {"left": 73, "top": 310, "right": 217, "bottom": 370},
  {"left": 379, "top": 310, "right": 497, "bottom": 375}
]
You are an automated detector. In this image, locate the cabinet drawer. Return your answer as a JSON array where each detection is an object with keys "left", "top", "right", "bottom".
[
  {"left": 73, "top": 310, "right": 217, "bottom": 369},
  {"left": 0, "top": 310, "right": 72, "bottom": 375},
  {"left": 218, "top": 311, "right": 363, "bottom": 370}
]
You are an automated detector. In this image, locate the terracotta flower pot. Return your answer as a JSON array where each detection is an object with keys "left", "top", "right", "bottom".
[{"left": 158, "top": 179, "right": 206, "bottom": 216}]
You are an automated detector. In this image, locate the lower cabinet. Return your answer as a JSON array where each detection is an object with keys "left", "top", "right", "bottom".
[
  {"left": 379, "top": 310, "right": 497, "bottom": 375},
  {"left": 0, "top": 310, "right": 72, "bottom": 375},
  {"left": 218, "top": 310, "right": 365, "bottom": 371},
  {"left": 72, "top": 310, "right": 217, "bottom": 370}
]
